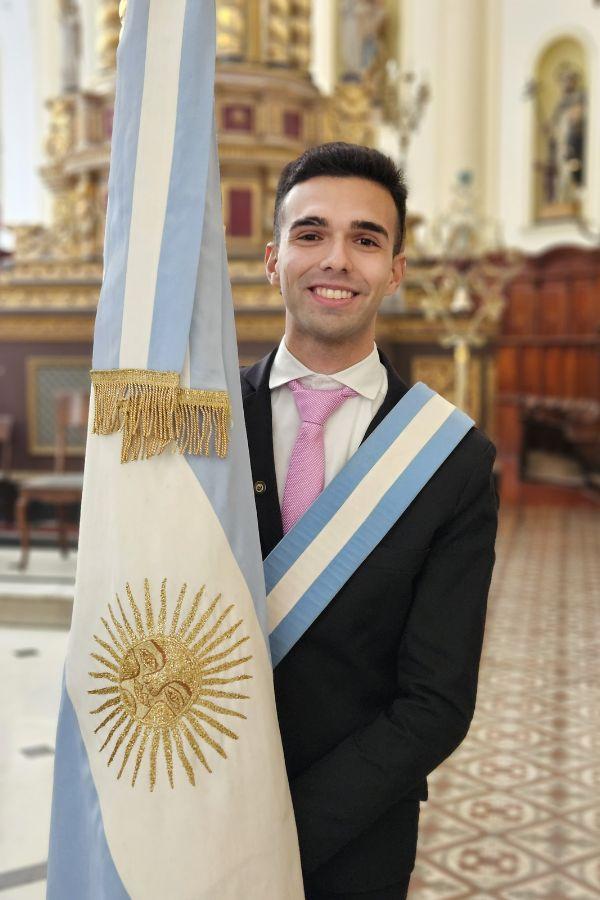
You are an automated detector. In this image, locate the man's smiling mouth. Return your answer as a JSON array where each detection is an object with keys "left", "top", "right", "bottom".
[{"left": 308, "top": 285, "right": 359, "bottom": 301}]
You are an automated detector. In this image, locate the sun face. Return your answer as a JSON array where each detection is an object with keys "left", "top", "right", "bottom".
[{"left": 88, "top": 579, "right": 252, "bottom": 790}]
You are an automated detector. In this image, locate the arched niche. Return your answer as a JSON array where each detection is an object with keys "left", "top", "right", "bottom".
[{"left": 530, "top": 36, "right": 587, "bottom": 222}]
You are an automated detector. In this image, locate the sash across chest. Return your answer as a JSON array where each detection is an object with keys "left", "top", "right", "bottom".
[{"left": 264, "top": 382, "right": 474, "bottom": 667}]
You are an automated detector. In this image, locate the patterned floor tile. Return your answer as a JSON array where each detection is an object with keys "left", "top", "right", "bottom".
[
  {"left": 500, "top": 872, "right": 600, "bottom": 899},
  {"left": 570, "top": 731, "right": 600, "bottom": 755},
  {"left": 563, "top": 765, "right": 600, "bottom": 791},
  {"left": 417, "top": 807, "right": 480, "bottom": 852},
  {"left": 506, "top": 819, "right": 598, "bottom": 865},
  {"left": 474, "top": 696, "right": 548, "bottom": 722},
  {"left": 564, "top": 854, "right": 600, "bottom": 893},
  {"left": 513, "top": 741, "right": 588, "bottom": 773},
  {"left": 447, "top": 793, "right": 548, "bottom": 835},
  {"left": 449, "top": 755, "right": 550, "bottom": 791},
  {"left": 428, "top": 836, "right": 549, "bottom": 891},
  {"left": 512, "top": 777, "right": 593, "bottom": 815},
  {"left": 464, "top": 722, "right": 549, "bottom": 754},
  {"left": 409, "top": 860, "right": 471, "bottom": 899},
  {"left": 564, "top": 805, "right": 600, "bottom": 835},
  {"left": 534, "top": 714, "right": 593, "bottom": 741},
  {"left": 426, "top": 769, "right": 485, "bottom": 803}
]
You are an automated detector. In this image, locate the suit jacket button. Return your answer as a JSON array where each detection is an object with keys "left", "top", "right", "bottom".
[{"left": 254, "top": 480, "right": 266, "bottom": 495}]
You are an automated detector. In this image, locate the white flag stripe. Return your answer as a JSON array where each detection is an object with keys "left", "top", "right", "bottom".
[
  {"left": 119, "top": 0, "right": 186, "bottom": 369},
  {"left": 267, "top": 394, "right": 455, "bottom": 632}
]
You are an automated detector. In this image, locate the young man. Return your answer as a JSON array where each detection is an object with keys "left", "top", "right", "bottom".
[{"left": 240, "top": 143, "right": 498, "bottom": 899}]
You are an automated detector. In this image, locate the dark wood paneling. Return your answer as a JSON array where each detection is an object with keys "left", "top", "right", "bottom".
[
  {"left": 539, "top": 281, "right": 569, "bottom": 335},
  {"left": 496, "top": 246, "right": 600, "bottom": 499},
  {"left": 497, "top": 346, "right": 519, "bottom": 393},
  {"left": 521, "top": 347, "right": 543, "bottom": 394},
  {"left": 543, "top": 347, "right": 564, "bottom": 396},
  {"left": 504, "top": 281, "right": 537, "bottom": 335}
]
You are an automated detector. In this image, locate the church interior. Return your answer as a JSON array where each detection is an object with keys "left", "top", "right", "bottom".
[{"left": 0, "top": 0, "right": 598, "bottom": 896}]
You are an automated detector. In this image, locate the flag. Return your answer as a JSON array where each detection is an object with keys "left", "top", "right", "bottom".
[{"left": 47, "top": 1, "right": 304, "bottom": 896}]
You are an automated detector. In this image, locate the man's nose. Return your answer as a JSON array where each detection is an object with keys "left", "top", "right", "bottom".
[{"left": 319, "top": 238, "right": 353, "bottom": 272}]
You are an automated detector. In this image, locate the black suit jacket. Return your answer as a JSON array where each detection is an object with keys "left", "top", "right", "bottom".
[{"left": 241, "top": 348, "right": 498, "bottom": 894}]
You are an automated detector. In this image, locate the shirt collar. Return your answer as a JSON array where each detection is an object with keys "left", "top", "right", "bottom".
[{"left": 269, "top": 338, "right": 384, "bottom": 400}]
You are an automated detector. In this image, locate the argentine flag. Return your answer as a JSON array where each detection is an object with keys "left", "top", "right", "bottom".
[{"left": 47, "top": 1, "right": 303, "bottom": 897}]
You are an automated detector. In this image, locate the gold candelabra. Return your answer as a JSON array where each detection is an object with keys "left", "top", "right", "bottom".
[{"left": 412, "top": 173, "right": 522, "bottom": 415}]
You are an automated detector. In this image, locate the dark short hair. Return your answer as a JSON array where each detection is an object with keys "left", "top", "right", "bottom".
[{"left": 273, "top": 142, "right": 407, "bottom": 255}]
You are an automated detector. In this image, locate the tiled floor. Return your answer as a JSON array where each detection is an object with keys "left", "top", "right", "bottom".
[
  {"left": 0, "top": 505, "right": 598, "bottom": 898},
  {"left": 411, "top": 506, "right": 600, "bottom": 898},
  {"left": 0, "top": 624, "right": 67, "bottom": 899},
  {"left": 0, "top": 545, "right": 75, "bottom": 629}
]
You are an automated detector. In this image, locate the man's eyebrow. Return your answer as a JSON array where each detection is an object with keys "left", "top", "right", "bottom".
[
  {"left": 350, "top": 220, "right": 389, "bottom": 240},
  {"left": 288, "top": 216, "right": 328, "bottom": 231},
  {"left": 287, "top": 216, "right": 389, "bottom": 241}
]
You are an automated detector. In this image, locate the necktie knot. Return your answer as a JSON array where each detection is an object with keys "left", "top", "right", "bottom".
[{"left": 286, "top": 378, "right": 357, "bottom": 427}]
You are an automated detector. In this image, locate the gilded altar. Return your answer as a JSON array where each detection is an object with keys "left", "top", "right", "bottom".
[{"left": 0, "top": 0, "right": 497, "bottom": 474}]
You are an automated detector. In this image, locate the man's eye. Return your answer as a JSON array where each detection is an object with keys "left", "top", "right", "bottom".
[
  {"left": 357, "top": 237, "right": 378, "bottom": 247},
  {"left": 297, "top": 232, "right": 321, "bottom": 241}
]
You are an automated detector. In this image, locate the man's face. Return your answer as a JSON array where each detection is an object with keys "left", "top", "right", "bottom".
[{"left": 265, "top": 176, "right": 406, "bottom": 346}]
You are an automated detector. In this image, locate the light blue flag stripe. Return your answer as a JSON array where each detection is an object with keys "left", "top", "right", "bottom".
[
  {"left": 187, "top": 126, "right": 227, "bottom": 390},
  {"left": 147, "top": 0, "right": 216, "bottom": 374},
  {"left": 264, "top": 382, "right": 435, "bottom": 594},
  {"left": 268, "top": 406, "right": 474, "bottom": 667},
  {"left": 92, "top": 0, "right": 150, "bottom": 371},
  {"left": 47, "top": 675, "right": 129, "bottom": 900},
  {"left": 186, "top": 142, "right": 268, "bottom": 645}
]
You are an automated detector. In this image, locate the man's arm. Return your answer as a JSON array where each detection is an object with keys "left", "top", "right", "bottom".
[{"left": 290, "top": 440, "right": 498, "bottom": 874}]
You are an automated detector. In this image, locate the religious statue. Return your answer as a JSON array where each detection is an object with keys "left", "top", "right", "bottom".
[
  {"left": 339, "top": 0, "right": 387, "bottom": 81},
  {"left": 545, "top": 66, "right": 586, "bottom": 205},
  {"left": 58, "top": 0, "right": 81, "bottom": 94},
  {"left": 529, "top": 62, "right": 587, "bottom": 213}
]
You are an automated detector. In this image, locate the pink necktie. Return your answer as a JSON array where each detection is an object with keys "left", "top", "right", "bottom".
[{"left": 281, "top": 378, "right": 357, "bottom": 533}]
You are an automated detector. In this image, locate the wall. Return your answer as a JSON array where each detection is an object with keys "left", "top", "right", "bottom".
[
  {"left": 400, "top": 0, "right": 600, "bottom": 252},
  {"left": 400, "top": 0, "right": 489, "bottom": 224},
  {"left": 497, "top": 0, "right": 600, "bottom": 252},
  {"left": 0, "top": 0, "right": 100, "bottom": 232},
  {"left": 0, "top": 0, "right": 40, "bottom": 229}
]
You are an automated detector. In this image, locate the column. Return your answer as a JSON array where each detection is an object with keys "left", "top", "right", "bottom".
[
  {"left": 217, "top": 0, "right": 248, "bottom": 61},
  {"left": 96, "top": 0, "right": 120, "bottom": 73},
  {"left": 290, "top": 0, "right": 311, "bottom": 72},
  {"left": 265, "top": 0, "right": 292, "bottom": 66}
]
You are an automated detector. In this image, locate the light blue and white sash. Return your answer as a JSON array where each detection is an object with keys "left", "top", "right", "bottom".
[{"left": 266, "top": 382, "right": 474, "bottom": 666}]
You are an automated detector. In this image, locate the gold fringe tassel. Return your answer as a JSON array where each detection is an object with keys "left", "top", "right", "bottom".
[{"left": 91, "top": 369, "right": 230, "bottom": 463}]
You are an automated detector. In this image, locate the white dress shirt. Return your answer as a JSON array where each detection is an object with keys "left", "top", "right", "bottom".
[{"left": 269, "top": 339, "right": 388, "bottom": 506}]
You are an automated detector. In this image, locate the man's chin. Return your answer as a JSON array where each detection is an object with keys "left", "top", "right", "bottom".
[{"left": 291, "top": 314, "right": 371, "bottom": 345}]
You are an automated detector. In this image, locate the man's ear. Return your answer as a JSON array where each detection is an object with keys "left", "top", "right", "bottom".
[
  {"left": 386, "top": 252, "right": 406, "bottom": 295},
  {"left": 265, "top": 241, "right": 280, "bottom": 285}
]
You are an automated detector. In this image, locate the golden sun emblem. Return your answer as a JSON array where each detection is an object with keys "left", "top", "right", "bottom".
[{"left": 88, "top": 579, "right": 252, "bottom": 790}]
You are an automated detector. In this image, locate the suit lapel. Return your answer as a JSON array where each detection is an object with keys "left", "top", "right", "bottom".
[
  {"left": 241, "top": 349, "right": 284, "bottom": 558},
  {"left": 361, "top": 349, "right": 409, "bottom": 443},
  {"left": 241, "top": 347, "right": 409, "bottom": 558}
]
